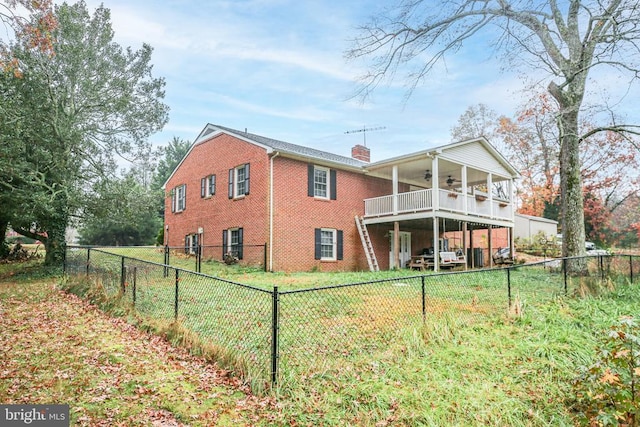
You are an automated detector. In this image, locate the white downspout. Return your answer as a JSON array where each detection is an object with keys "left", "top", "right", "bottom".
[{"left": 269, "top": 152, "right": 280, "bottom": 272}]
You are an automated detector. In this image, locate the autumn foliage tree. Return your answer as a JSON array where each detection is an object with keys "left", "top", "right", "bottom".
[
  {"left": 0, "top": 0, "right": 56, "bottom": 74},
  {"left": 453, "top": 95, "right": 639, "bottom": 247},
  {"left": 348, "top": 0, "right": 640, "bottom": 271},
  {"left": 495, "top": 93, "right": 639, "bottom": 246}
]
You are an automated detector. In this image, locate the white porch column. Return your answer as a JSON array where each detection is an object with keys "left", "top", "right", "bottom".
[
  {"left": 488, "top": 226, "right": 493, "bottom": 268},
  {"left": 432, "top": 156, "right": 439, "bottom": 211},
  {"left": 462, "top": 165, "right": 468, "bottom": 214},
  {"left": 392, "top": 165, "right": 399, "bottom": 215},
  {"left": 433, "top": 217, "right": 439, "bottom": 272},
  {"left": 509, "top": 227, "right": 515, "bottom": 259},
  {"left": 393, "top": 221, "right": 400, "bottom": 269},
  {"left": 509, "top": 178, "right": 514, "bottom": 221},
  {"left": 487, "top": 173, "right": 493, "bottom": 218},
  {"left": 462, "top": 221, "right": 468, "bottom": 270}
]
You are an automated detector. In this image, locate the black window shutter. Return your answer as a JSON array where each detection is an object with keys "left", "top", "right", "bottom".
[
  {"left": 330, "top": 170, "right": 337, "bottom": 200},
  {"left": 238, "top": 227, "right": 244, "bottom": 259},
  {"left": 307, "top": 164, "right": 314, "bottom": 197},
  {"left": 337, "top": 230, "right": 343, "bottom": 260},
  {"left": 222, "top": 229, "right": 228, "bottom": 258},
  {"left": 228, "top": 169, "right": 234, "bottom": 199},
  {"left": 314, "top": 228, "right": 321, "bottom": 260},
  {"left": 171, "top": 189, "right": 175, "bottom": 213},
  {"left": 244, "top": 164, "right": 250, "bottom": 195},
  {"left": 201, "top": 178, "right": 205, "bottom": 197}
]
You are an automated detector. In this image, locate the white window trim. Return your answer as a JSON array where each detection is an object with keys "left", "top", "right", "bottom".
[
  {"left": 234, "top": 165, "right": 247, "bottom": 198},
  {"left": 320, "top": 228, "right": 337, "bottom": 261},
  {"left": 185, "top": 234, "right": 198, "bottom": 254},
  {"left": 175, "top": 184, "right": 186, "bottom": 212},
  {"left": 314, "top": 166, "right": 329, "bottom": 199},
  {"left": 206, "top": 175, "right": 215, "bottom": 197},
  {"left": 227, "top": 228, "right": 241, "bottom": 255}
]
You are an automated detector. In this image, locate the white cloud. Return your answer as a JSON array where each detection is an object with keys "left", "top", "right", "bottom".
[{"left": 68, "top": 0, "right": 639, "bottom": 159}]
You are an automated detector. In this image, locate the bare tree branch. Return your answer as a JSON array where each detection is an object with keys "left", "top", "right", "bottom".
[{"left": 347, "top": 0, "right": 640, "bottom": 263}]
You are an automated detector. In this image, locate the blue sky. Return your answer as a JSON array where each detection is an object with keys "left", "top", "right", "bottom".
[{"left": 81, "top": 0, "right": 639, "bottom": 163}]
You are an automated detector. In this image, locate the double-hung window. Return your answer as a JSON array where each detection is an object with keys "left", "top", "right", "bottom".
[
  {"left": 172, "top": 184, "right": 186, "bottom": 213},
  {"left": 320, "top": 229, "right": 335, "bottom": 259},
  {"left": 314, "top": 228, "right": 343, "bottom": 261},
  {"left": 228, "top": 163, "right": 250, "bottom": 199},
  {"left": 201, "top": 174, "right": 216, "bottom": 198},
  {"left": 314, "top": 166, "right": 329, "bottom": 198},
  {"left": 307, "top": 164, "right": 336, "bottom": 200},
  {"left": 184, "top": 234, "right": 198, "bottom": 255},
  {"left": 222, "top": 227, "right": 244, "bottom": 259}
]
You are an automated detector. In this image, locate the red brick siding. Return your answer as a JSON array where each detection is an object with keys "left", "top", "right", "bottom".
[
  {"left": 164, "top": 131, "right": 510, "bottom": 272},
  {"left": 270, "top": 156, "right": 392, "bottom": 272},
  {"left": 164, "top": 134, "right": 269, "bottom": 266}
]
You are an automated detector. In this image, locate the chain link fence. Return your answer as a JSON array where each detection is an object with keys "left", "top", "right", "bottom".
[
  {"left": 64, "top": 247, "right": 639, "bottom": 387},
  {"left": 64, "top": 247, "right": 273, "bottom": 384},
  {"left": 69, "top": 244, "right": 268, "bottom": 274}
]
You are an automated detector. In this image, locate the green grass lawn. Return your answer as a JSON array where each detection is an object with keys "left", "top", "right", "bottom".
[{"left": 59, "top": 249, "right": 640, "bottom": 425}]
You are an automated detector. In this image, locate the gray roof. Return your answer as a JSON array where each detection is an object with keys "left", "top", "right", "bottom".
[{"left": 206, "top": 124, "right": 367, "bottom": 168}]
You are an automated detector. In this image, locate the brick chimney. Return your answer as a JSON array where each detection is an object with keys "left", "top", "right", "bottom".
[{"left": 351, "top": 144, "right": 370, "bottom": 162}]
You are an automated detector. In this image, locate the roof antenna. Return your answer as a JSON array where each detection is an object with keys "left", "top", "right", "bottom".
[{"left": 344, "top": 125, "right": 386, "bottom": 146}]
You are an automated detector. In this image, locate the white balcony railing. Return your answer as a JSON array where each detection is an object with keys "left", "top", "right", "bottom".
[
  {"left": 364, "top": 188, "right": 433, "bottom": 216},
  {"left": 363, "top": 189, "right": 513, "bottom": 221}
]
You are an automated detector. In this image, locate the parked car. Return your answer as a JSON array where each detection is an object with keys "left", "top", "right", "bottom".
[
  {"left": 493, "top": 247, "right": 514, "bottom": 264},
  {"left": 587, "top": 248, "right": 610, "bottom": 256},
  {"left": 585, "top": 241, "right": 610, "bottom": 255},
  {"left": 557, "top": 237, "right": 609, "bottom": 255}
]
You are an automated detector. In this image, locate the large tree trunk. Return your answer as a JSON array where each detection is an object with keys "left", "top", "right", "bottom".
[
  {"left": 558, "top": 107, "right": 587, "bottom": 274},
  {"left": 44, "top": 220, "right": 66, "bottom": 266},
  {"left": 0, "top": 216, "right": 9, "bottom": 258}
]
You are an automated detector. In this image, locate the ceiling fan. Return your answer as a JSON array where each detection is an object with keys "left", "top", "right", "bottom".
[{"left": 446, "top": 175, "right": 461, "bottom": 187}]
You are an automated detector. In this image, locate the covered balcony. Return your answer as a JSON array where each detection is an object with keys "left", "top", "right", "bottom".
[
  {"left": 362, "top": 138, "right": 517, "bottom": 228},
  {"left": 364, "top": 188, "right": 513, "bottom": 221}
]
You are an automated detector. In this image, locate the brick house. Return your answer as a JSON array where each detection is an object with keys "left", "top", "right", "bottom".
[{"left": 163, "top": 124, "right": 519, "bottom": 272}]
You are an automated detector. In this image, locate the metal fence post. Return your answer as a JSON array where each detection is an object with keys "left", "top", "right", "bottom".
[
  {"left": 271, "top": 285, "right": 280, "bottom": 385},
  {"left": 174, "top": 269, "right": 179, "bottom": 321},
  {"left": 120, "top": 257, "right": 126, "bottom": 294},
  {"left": 86, "top": 248, "right": 91, "bottom": 277},
  {"left": 164, "top": 245, "right": 169, "bottom": 278},
  {"left": 264, "top": 243, "right": 268, "bottom": 272},
  {"left": 563, "top": 258, "right": 568, "bottom": 295},
  {"left": 599, "top": 255, "right": 604, "bottom": 282},
  {"left": 62, "top": 247, "right": 67, "bottom": 275},
  {"left": 132, "top": 266, "right": 137, "bottom": 306},
  {"left": 421, "top": 276, "right": 426, "bottom": 322},
  {"left": 630, "top": 255, "right": 634, "bottom": 284},
  {"left": 506, "top": 267, "right": 512, "bottom": 308}
]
